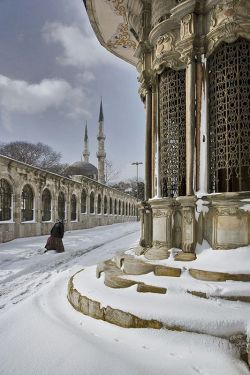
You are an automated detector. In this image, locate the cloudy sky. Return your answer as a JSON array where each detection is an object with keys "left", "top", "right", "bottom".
[{"left": 0, "top": 0, "right": 145, "bottom": 181}]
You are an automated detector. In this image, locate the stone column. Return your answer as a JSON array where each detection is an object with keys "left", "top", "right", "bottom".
[
  {"left": 145, "top": 88, "right": 152, "bottom": 201},
  {"left": 151, "top": 81, "right": 157, "bottom": 198},
  {"left": 185, "top": 60, "right": 195, "bottom": 196}
]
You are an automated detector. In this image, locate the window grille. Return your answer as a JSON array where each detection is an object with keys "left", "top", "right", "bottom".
[
  {"left": 81, "top": 189, "right": 87, "bottom": 213},
  {"left": 42, "top": 189, "right": 51, "bottom": 221},
  {"left": 208, "top": 38, "right": 250, "bottom": 192},
  {"left": 71, "top": 194, "right": 77, "bottom": 221},
  {"left": 109, "top": 197, "right": 113, "bottom": 214},
  {"left": 58, "top": 192, "right": 65, "bottom": 220},
  {"left": 90, "top": 192, "right": 95, "bottom": 214},
  {"left": 159, "top": 68, "right": 186, "bottom": 197},
  {"left": 104, "top": 196, "right": 108, "bottom": 214},
  {"left": 0, "top": 179, "right": 12, "bottom": 221},
  {"left": 21, "top": 185, "right": 34, "bottom": 221},
  {"left": 97, "top": 194, "right": 102, "bottom": 214}
]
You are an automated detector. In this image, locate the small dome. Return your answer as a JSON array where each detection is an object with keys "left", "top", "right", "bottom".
[{"left": 65, "top": 161, "right": 98, "bottom": 179}]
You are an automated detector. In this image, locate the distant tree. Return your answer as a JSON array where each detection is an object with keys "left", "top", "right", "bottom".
[
  {"left": 105, "top": 159, "right": 120, "bottom": 184},
  {"left": 110, "top": 178, "right": 144, "bottom": 201},
  {"left": 0, "top": 141, "right": 67, "bottom": 175}
]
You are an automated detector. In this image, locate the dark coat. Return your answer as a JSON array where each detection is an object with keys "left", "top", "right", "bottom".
[{"left": 50, "top": 222, "right": 64, "bottom": 239}]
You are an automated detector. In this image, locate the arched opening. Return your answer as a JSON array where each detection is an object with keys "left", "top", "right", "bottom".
[
  {"left": 159, "top": 68, "right": 186, "bottom": 197},
  {"left": 90, "top": 192, "right": 95, "bottom": 214},
  {"left": 118, "top": 200, "right": 121, "bottom": 215},
  {"left": 104, "top": 196, "right": 108, "bottom": 214},
  {"left": 114, "top": 199, "right": 117, "bottom": 215},
  {"left": 42, "top": 188, "right": 51, "bottom": 221},
  {"left": 208, "top": 38, "right": 250, "bottom": 192},
  {"left": 81, "top": 189, "right": 87, "bottom": 213},
  {"left": 21, "top": 184, "right": 34, "bottom": 221},
  {"left": 0, "top": 179, "right": 12, "bottom": 221},
  {"left": 71, "top": 194, "right": 77, "bottom": 221},
  {"left": 109, "top": 197, "right": 113, "bottom": 215},
  {"left": 97, "top": 194, "right": 102, "bottom": 214},
  {"left": 58, "top": 192, "right": 65, "bottom": 220}
]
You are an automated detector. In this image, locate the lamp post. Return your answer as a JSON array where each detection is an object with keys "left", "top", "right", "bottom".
[{"left": 131, "top": 162, "right": 143, "bottom": 221}]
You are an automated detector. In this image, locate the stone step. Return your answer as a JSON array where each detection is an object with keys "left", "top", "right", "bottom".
[
  {"left": 189, "top": 268, "right": 250, "bottom": 282},
  {"left": 68, "top": 267, "right": 250, "bottom": 365}
]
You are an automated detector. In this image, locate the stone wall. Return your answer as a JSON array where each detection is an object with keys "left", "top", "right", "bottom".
[{"left": 0, "top": 155, "right": 137, "bottom": 243}]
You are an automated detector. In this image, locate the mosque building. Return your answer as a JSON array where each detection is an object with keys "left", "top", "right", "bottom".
[{"left": 65, "top": 99, "right": 105, "bottom": 183}]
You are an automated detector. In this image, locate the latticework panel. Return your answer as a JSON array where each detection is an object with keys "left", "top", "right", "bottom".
[
  {"left": 208, "top": 38, "right": 250, "bottom": 192},
  {"left": 159, "top": 68, "right": 186, "bottom": 197}
]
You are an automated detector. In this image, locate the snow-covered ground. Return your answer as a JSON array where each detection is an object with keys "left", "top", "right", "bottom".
[{"left": 0, "top": 222, "right": 249, "bottom": 375}]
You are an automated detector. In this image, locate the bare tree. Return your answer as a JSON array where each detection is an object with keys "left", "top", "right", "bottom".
[
  {"left": 0, "top": 141, "right": 67, "bottom": 174},
  {"left": 105, "top": 159, "right": 120, "bottom": 184}
]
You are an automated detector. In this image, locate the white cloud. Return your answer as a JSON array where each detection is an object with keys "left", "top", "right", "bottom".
[
  {"left": 0, "top": 74, "right": 90, "bottom": 129},
  {"left": 42, "top": 21, "right": 126, "bottom": 69}
]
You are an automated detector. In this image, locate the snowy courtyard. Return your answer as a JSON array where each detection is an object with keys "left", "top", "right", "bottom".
[{"left": 0, "top": 222, "right": 249, "bottom": 375}]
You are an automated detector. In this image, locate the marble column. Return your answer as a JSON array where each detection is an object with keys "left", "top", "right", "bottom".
[
  {"left": 145, "top": 88, "right": 152, "bottom": 201},
  {"left": 185, "top": 60, "right": 195, "bottom": 196}
]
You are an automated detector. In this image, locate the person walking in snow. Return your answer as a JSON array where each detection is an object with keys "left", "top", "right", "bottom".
[{"left": 44, "top": 219, "right": 65, "bottom": 253}]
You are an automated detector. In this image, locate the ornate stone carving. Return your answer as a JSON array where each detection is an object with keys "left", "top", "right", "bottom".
[
  {"left": 180, "top": 14, "right": 194, "bottom": 40},
  {"left": 207, "top": 0, "right": 250, "bottom": 55},
  {"left": 183, "top": 211, "right": 193, "bottom": 225},
  {"left": 155, "top": 32, "right": 176, "bottom": 57}
]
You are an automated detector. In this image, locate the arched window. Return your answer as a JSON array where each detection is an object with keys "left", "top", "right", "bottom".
[
  {"left": 118, "top": 200, "right": 121, "bottom": 215},
  {"left": 90, "top": 192, "right": 95, "bottom": 214},
  {"left": 97, "top": 194, "right": 102, "bottom": 214},
  {"left": 122, "top": 201, "right": 125, "bottom": 216},
  {"left": 109, "top": 197, "right": 113, "bottom": 215},
  {"left": 81, "top": 189, "right": 87, "bottom": 213},
  {"left": 0, "top": 179, "right": 12, "bottom": 221},
  {"left": 208, "top": 38, "right": 250, "bottom": 192},
  {"left": 114, "top": 199, "right": 117, "bottom": 215},
  {"left": 104, "top": 196, "right": 108, "bottom": 214},
  {"left": 125, "top": 202, "right": 128, "bottom": 216},
  {"left": 71, "top": 194, "right": 77, "bottom": 221},
  {"left": 21, "top": 184, "right": 34, "bottom": 221},
  {"left": 58, "top": 192, "right": 65, "bottom": 220},
  {"left": 42, "top": 188, "right": 51, "bottom": 221},
  {"left": 159, "top": 68, "right": 186, "bottom": 197}
]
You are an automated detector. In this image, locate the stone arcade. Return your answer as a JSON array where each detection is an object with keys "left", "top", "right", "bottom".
[{"left": 0, "top": 101, "right": 137, "bottom": 243}]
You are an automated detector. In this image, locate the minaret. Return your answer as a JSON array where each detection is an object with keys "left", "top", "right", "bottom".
[
  {"left": 97, "top": 99, "right": 106, "bottom": 184},
  {"left": 82, "top": 121, "right": 90, "bottom": 163}
]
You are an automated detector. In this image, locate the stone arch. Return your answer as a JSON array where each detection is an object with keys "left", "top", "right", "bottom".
[
  {"left": 104, "top": 195, "right": 108, "bottom": 214},
  {"left": 97, "top": 193, "right": 102, "bottom": 214},
  {"left": 208, "top": 37, "right": 250, "bottom": 192},
  {"left": 0, "top": 178, "right": 12, "bottom": 221},
  {"left": 71, "top": 194, "right": 77, "bottom": 221},
  {"left": 109, "top": 197, "right": 113, "bottom": 215},
  {"left": 81, "top": 188, "right": 87, "bottom": 213},
  {"left": 42, "top": 188, "right": 52, "bottom": 221},
  {"left": 58, "top": 191, "right": 66, "bottom": 220},
  {"left": 21, "top": 184, "right": 34, "bottom": 222},
  {"left": 90, "top": 191, "right": 95, "bottom": 214}
]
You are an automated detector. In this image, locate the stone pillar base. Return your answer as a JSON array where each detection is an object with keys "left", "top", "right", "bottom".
[{"left": 144, "top": 246, "right": 170, "bottom": 260}]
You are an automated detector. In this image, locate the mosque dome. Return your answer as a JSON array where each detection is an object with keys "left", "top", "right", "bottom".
[{"left": 65, "top": 161, "right": 98, "bottom": 180}]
